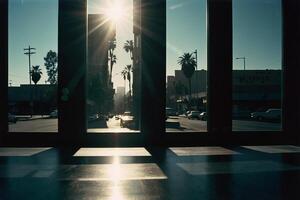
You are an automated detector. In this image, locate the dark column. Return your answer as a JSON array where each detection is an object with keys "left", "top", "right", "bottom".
[
  {"left": 58, "top": 0, "right": 87, "bottom": 144},
  {"left": 140, "top": 0, "right": 166, "bottom": 145},
  {"left": 0, "top": 0, "right": 8, "bottom": 140},
  {"left": 207, "top": 0, "right": 232, "bottom": 134},
  {"left": 282, "top": 0, "right": 300, "bottom": 140}
]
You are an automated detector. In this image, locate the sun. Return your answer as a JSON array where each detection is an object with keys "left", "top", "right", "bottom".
[{"left": 105, "top": 1, "right": 125, "bottom": 23}]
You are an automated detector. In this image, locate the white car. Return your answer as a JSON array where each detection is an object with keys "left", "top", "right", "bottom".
[
  {"left": 120, "top": 112, "right": 134, "bottom": 128},
  {"left": 250, "top": 108, "right": 281, "bottom": 121},
  {"left": 198, "top": 112, "right": 207, "bottom": 121},
  {"left": 49, "top": 109, "right": 58, "bottom": 118},
  {"left": 188, "top": 111, "right": 201, "bottom": 119}
]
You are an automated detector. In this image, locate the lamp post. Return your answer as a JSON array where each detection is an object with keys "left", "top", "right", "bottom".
[
  {"left": 192, "top": 49, "right": 199, "bottom": 104},
  {"left": 236, "top": 57, "right": 246, "bottom": 70}
]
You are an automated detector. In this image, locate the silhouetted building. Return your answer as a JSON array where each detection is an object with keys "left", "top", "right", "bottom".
[
  {"left": 8, "top": 84, "right": 57, "bottom": 115},
  {"left": 87, "top": 14, "right": 116, "bottom": 114},
  {"left": 114, "top": 87, "right": 126, "bottom": 114},
  {"left": 132, "top": 0, "right": 142, "bottom": 128},
  {"left": 167, "top": 69, "right": 281, "bottom": 114}
]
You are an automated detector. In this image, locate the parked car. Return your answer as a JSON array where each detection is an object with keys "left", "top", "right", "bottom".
[
  {"left": 199, "top": 112, "right": 207, "bottom": 121},
  {"left": 166, "top": 107, "right": 178, "bottom": 116},
  {"left": 49, "top": 109, "right": 58, "bottom": 118},
  {"left": 88, "top": 113, "right": 99, "bottom": 122},
  {"left": 185, "top": 110, "right": 191, "bottom": 116},
  {"left": 8, "top": 113, "right": 17, "bottom": 123},
  {"left": 250, "top": 108, "right": 281, "bottom": 121},
  {"left": 188, "top": 111, "right": 201, "bottom": 119},
  {"left": 120, "top": 112, "right": 134, "bottom": 128}
]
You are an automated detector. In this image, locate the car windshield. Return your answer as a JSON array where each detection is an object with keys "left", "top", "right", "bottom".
[
  {"left": 267, "top": 109, "right": 280, "bottom": 113},
  {"left": 124, "top": 112, "right": 131, "bottom": 116}
]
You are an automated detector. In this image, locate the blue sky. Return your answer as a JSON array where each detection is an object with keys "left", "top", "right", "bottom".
[
  {"left": 9, "top": 0, "right": 58, "bottom": 86},
  {"left": 9, "top": 0, "right": 282, "bottom": 87}
]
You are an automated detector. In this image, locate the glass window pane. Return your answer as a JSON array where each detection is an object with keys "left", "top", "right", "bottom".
[
  {"left": 87, "top": 0, "right": 140, "bottom": 133},
  {"left": 166, "top": 0, "right": 207, "bottom": 133},
  {"left": 232, "top": 0, "right": 282, "bottom": 131},
  {"left": 8, "top": 0, "right": 58, "bottom": 132}
]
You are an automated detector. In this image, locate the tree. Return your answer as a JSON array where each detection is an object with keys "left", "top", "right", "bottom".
[
  {"left": 30, "top": 65, "right": 42, "bottom": 115},
  {"left": 121, "top": 65, "right": 132, "bottom": 111},
  {"left": 178, "top": 53, "right": 197, "bottom": 97},
  {"left": 121, "top": 69, "right": 127, "bottom": 91},
  {"left": 123, "top": 40, "right": 134, "bottom": 60},
  {"left": 108, "top": 38, "right": 117, "bottom": 82},
  {"left": 125, "top": 64, "right": 132, "bottom": 97},
  {"left": 44, "top": 50, "right": 58, "bottom": 84},
  {"left": 121, "top": 69, "right": 127, "bottom": 111},
  {"left": 31, "top": 65, "right": 42, "bottom": 85}
]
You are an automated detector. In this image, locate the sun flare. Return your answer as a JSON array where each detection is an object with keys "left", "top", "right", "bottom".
[{"left": 105, "top": 1, "right": 125, "bottom": 23}]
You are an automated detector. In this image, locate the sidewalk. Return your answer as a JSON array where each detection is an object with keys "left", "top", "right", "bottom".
[{"left": 16, "top": 115, "right": 51, "bottom": 121}]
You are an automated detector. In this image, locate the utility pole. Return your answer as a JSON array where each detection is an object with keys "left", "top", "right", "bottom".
[
  {"left": 24, "top": 45, "right": 36, "bottom": 117},
  {"left": 24, "top": 45, "right": 36, "bottom": 85},
  {"left": 236, "top": 57, "right": 246, "bottom": 70},
  {"left": 193, "top": 49, "right": 198, "bottom": 69}
]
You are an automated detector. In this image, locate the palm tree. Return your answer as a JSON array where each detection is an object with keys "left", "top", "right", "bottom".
[
  {"left": 30, "top": 65, "right": 42, "bottom": 116},
  {"left": 178, "top": 53, "right": 196, "bottom": 98},
  {"left": 125, "top": 64, "right": 132, "bottom": 96},
  {"left": 123, "top": 40, "right": 134, "bottom": 60},
  {"left": 121, "top": 69, "right": 127, "bottom": 111},
  {"left": 108, "top": 38, "right": 117, "bottom": 82},
  {"left": 31, "top": 65, "right": 42, "bottom": 85}
]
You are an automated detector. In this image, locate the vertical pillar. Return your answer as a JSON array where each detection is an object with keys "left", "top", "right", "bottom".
[
  {"left": 58, "top": 0, "right": 87, "bottom": 143},
  {"left": 0, "top": 0, "right": 8, "bottom": 140},
  {"left": 207, "top": 0, "right": 232, "bottom": 134},
  {"left": 282, "top": 0, "right": 300, "bottom": 138},
  {"left": 140, "top": 0, "right": 166, "bottom": 144}
]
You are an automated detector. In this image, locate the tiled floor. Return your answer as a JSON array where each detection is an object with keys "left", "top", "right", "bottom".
[{"left": 0, "top": 146, "right": 299, "bottom": 200}]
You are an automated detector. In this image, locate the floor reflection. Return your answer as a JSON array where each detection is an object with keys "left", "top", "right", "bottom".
[
  {"left": 73, "top": 148, "right": 151, "bottom": 157},
  {"left": 177, "top": 160, "right": 300, "bottom": 175},
  {"left": 242, "top": 145, "right": 300, "bottom": 153},
  {"left": 0, "top": 146, "right": 299, "bottom": 199},
  {"left": 169, "top": 147, "right": 239, "bottom": 156},
  {"left": 0, "top": 147, "right": 52, "bottom": 156}
]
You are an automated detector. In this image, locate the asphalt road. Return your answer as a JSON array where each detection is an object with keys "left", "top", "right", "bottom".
[
  {"left": 8, "top": 116, "right": 281, "bottom": 133},
  {"left": 9, "top": 118, "right": 58, "bottom": 132},
  {"left": 88, "top": 118, "right": 138, "bottom": 133},
  {"left": 166, "top": 116, "right": 281, "bottom": 132}
]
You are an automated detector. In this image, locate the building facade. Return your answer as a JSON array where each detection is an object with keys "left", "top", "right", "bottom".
[{"left": 167, "top": 69, "right": 281, "bottom": 115}]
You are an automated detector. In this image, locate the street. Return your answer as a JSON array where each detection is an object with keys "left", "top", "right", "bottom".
[
  {"left": 166, "top": 116, "right": 281, "bottom": 132},
  {"left": 9, "top": 116, "right": 281, "bottom": 133},
  {"left": 9, "top": 118, "right": 58, "bottom": 132}
]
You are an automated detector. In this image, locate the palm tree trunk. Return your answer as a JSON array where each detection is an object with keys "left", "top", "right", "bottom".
[
  {"left": 124, "top": 79, "right": 126, "bottom": 112},
  {"left": 128, "top": 80, "right": 131, "bottom": 111},
  {"left": 188, "top": 78, "right": 192, "bottom": 99},
  {"left": 128, "top": 80, "right": 131, "bottom": 97},
  {"left": 109, "top": 51, "right": 113, "bottom": 82}
]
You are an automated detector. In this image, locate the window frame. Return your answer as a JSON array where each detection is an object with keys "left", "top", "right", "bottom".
[{"left": 0, "top": 0, "right": 299, "bottom": 146}]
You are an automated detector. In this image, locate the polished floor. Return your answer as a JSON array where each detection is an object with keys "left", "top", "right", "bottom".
[{"left": 0, "top": 146, "right": 299, "bottom": 200}]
